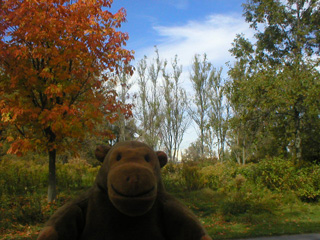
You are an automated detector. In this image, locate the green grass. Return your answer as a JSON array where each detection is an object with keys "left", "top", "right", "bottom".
[{"left": 173, "top": 188, "right": 320, "bottom": 239}]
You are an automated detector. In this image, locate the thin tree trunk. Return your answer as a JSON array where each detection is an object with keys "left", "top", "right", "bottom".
[
  {"left": 200, "top": 123, "right": 205, "bottom": 158},
  {"left": 295, "top": 126, "right": 302, "bottom": 164},
  {"left": 119, "top": 112, "right": 125, "bottom": 142},
  {"left": 48, "top": 149, "right": 57, "bottom": 202},
  {"left": 242, "top": 138, "right": 246, "bottom": 165}
]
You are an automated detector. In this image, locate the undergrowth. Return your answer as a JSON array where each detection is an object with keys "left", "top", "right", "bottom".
[{"left": 1, "top": 155, "right": 320, "bottom": 239}]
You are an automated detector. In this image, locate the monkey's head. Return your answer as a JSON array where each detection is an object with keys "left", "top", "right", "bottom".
[{"left": 95, "top": 141, "right": 167, "bottom": 217}]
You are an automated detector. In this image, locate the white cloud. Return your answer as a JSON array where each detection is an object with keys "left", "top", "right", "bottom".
[{"left": 138, "top": 14, "right": 254, "bottom": 69}]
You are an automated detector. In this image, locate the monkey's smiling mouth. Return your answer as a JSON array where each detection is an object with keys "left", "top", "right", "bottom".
[{"left": 111, "top": 185, "right": 155, "bottom": 198}]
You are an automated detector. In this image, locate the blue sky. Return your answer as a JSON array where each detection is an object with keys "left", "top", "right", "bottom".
[
  {"left": 110, "top": 0, "right": 255, "bottom": 150},
  {"left": 111, "top": 0, "right": 254, "bottom": 66}
]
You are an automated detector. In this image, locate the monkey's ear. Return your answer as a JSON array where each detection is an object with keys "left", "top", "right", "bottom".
[
  {"left": 156, "top": 151, "right": 168, "bottom": 168},
  {"left": 95, "top": 145, "right": 111, "bottom": 163}
]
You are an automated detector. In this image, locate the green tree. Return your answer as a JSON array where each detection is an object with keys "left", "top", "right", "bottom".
[
  {"left": 228, "top": 0, "right": 320, "bottom": 163},
  {"left": 189, "top": 54, "right": 214, "bottom": 158},
  {"left": 207, "top": 67, "right": 230, "bottom": 162},
  {"left": 226, "top": 52, "right": 261, "bottom": 164}
]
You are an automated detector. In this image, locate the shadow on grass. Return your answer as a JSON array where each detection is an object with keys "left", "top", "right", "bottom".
[
  {"left": 206, "top": 213, "right": 320, "bottom": 239},
  {"left": 171, "top": 188, "right": 320, "bottom": 240}
]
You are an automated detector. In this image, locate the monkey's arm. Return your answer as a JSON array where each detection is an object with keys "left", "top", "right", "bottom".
[
  {"left": 160, "top": 193, "right": 212, "bottom": 240},
  {"left": 37, "top": 199, "right": 87, "bottom": 240}
]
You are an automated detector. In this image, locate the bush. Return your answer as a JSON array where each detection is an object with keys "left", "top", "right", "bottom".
[
  {"left": 294, "top": 165, "right": 320, "bottom": 202},
  {"left": 162, "top": 162, "right": 181, "bottom": 175},
  {"left": 56, "top": 158, "right": 99, "bottom": 189},
  {"left": 181, "top": 163, "right": 203, "bottom": 191},
  {"left": 0, "top": 194, "right": 43, "bottom": 229},
  {"left": 219, "top": 181, "right": 280, "bottom": 218},
  {"left": 200, "top": 163, "right": 236, "bottom": 192},
  {"left": 0, "top": 192, "right": 74, "bottom": 230},
  {"left": 236, "top": 163, "right": 256, "bottom": 181},
  {"left": 252, "top": 157, "right": 296, "bottom": 191},
  {"left": 0, "top": 157, "right": 100, "bottom": 232},
  {"left": 250, "top": 157, "right": 320, "bottom": 202},
  {"left": 162, "top": 163, "right": 184, "bottom": 193},
  {"left": 0, "top": 159, "right": 47, "bottom": 195},
  {"left": 0, "top": 158, "right": 99, "bottom": 196}
]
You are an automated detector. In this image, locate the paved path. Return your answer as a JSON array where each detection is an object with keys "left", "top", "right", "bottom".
[{"left": 234, "top": 233, "right": 320, "bottom": 240}]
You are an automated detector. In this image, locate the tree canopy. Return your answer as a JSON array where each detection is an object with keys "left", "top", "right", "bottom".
[
  {"left": 0, "top": 0, "right": 133, "bottom": 201},
  {"left": 228, "top": 0, "right": 320, "bottom": 163}
]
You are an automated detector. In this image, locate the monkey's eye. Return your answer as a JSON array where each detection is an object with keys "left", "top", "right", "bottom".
[
  {"left": 144, "top": 155, "right": 150, "bottom": 163},
  {"left": 116, "top": 154, "right": 122, "bottom": 161}
]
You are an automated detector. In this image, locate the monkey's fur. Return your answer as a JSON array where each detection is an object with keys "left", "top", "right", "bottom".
[{"left": 38, "top": 141, "right": 212, "bottom": 240}]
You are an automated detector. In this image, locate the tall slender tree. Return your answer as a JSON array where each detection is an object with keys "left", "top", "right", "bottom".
[
  {"left": 207, "top": 67, "right": 230, "bottom": 162},
  {"left": 116, "top": 64, "right": 135, "bottom": 142},
  {"left": 136, "top": 49, "right": 163, "bottom": 149},
  {"left": 162, "top": 56, "right": 190, "bottom": 162},
  {"left": 189, "top": 54, "right": 214, "bottom": 158}
]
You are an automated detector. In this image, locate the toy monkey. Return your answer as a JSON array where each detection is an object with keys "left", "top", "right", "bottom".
[{"left": 38, "top": 141, "right": 212, "bottom": 240}]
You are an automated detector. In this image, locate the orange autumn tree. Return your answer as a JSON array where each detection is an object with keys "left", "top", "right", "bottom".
[{"left": 0, "top": 0, "right": 134, "bottom": 202}]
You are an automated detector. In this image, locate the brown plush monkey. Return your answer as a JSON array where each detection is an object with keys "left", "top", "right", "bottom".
[{"left": 38, "top": 141, "right": 212, "bottom": 240}]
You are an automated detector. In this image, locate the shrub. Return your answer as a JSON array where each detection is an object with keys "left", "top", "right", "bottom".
[
  {"left": 200, "top": 162, "right": 236, "bottom": 192},
  {"left": 294, "top": 165, "right": 320, "bottom": 202},
  {"left": 219, "top": 181, "right": 280, "bottom": 218},
  {"left": 181, "top": 163, "right": 203, "bottom": 191},
  {"left": 0, "top": 158, "right": 99, "bottom": 196},
  {"left": 56, "top": 158, "right": 99, "bottom": 189},
  {"left": 0, "top": 192, "right": 73, "bottom": 230},
  {"left": 236, "top": 163, "right": 256, "bottom": 181},
  {"left": 0, "top": 194, "right": 43, "bottom": 229},
  {"left": 0, "top": 157, "right": 98, "bottom": 231},
  {"left": 162, "top": 163, "right": 184, "bottom": 193},
  {"left": 252, "top": 157, "right": 296, "bottom": 191},
  {"left": 0, "top": 159, "right": 47, "bottom": 195},
  {"left": 162, "top": 162, "right": 181, "bottom": 175}
]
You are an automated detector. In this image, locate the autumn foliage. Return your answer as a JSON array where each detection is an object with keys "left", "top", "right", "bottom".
[
  {"left": 0, "top": 0, "right": 133, "bottom": 154},
  {"left": 0, "top": 0, "right": 134, "bottom": 201}
]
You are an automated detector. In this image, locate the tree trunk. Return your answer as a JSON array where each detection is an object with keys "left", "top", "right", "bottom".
[
  {"left": 200, "top": 123, "right": 205, "bottom": 158},
  {"left": 242, "top": 138, "right": 246, "bottom": 165},
  {"left": 294, "top": 106, "right": 302, "bottom": 164},
  {"left": 119, "top": 112, "right": 125, "bottom": 142},
  {"left": 48, "top": 149, "right": 57, "bottom": 202},
  {"left": 295, "top": 128, "right": 302, "bottom": 164}
]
